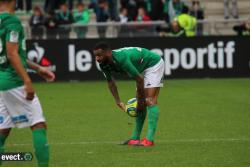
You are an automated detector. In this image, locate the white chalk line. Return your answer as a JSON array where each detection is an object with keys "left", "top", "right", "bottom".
[{"left": 6, "top": 138, "right": 250, "bottom": 147}]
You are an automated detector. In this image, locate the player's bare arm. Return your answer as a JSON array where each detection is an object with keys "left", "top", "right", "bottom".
[
  {"left": 108, "top": 78, "right": 126, "bottom": 111},
  {"left": 27, "top": 59, "right": 55, "bottom": 82},
  {"left": 6, "top": 42, "right": 34, "bottom": 100},
  {"left": 135, "top": 74, "right": 146, "bottom": 112}
]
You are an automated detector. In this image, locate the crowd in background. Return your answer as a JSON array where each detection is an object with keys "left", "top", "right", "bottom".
[
  {"left": 21, "top": 0, "right": 249, "bottom": 39},
  {"left": 29, "top": 1, "right": 89, "bottom": 39}
]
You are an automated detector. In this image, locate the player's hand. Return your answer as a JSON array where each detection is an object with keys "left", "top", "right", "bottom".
[
  {"left": 24, "top": 81, "right": 35, "bottom": 101},
  {"left": 116, "top": 102, "right": 126, "bottom": 112},
  {"left": 37, "top": 67, "right": 55, "bottom": 82}
]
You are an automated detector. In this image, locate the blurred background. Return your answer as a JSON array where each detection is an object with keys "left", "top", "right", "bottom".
[
  {"left": 4, "top": 1, "right": 250, "bottom": 167},
  {"left": 16, "top": 0, "right": 250, "bottom": 39},
  {"left": 14, "top": 0, "right": 249, "bottom": 81}
]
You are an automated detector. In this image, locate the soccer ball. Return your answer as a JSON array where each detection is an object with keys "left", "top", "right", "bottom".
[{"left": 126, "top": 98, "right": 137, "bottom": 117}]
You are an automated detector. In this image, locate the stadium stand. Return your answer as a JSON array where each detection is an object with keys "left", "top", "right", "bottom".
[
  {"left": 199, "top": 0, "right": 250, "bottom": 35},
  {"left": 17, "top": 0, "right": 250, "bottom": 38}
]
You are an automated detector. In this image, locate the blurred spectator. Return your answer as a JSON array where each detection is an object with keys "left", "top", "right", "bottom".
[
  {"left": 135, "top": 7, "right": 151, "bottom": 22},
  {"left": 44, "top": 11, "right": 59, "bottom": 39},
  {"left": 95, "top": 0, "right": 110, "bottom": 22},
  {"left": 44, "top": 0, "right": 57, "bottom": 12},
  {"left": 163, "top": 0, "right": 185, "bottom": 22},
  {"left": 68, "top": 0, "right": 83, "bottom": 10},
  {"left": 74, "top": 2, "right": 90, "bottom": 38},
  {"left": 44, "top": 0, "right": 69, "bottom": 12},
  {"left": 16, "top": 0, "right": 32, "bottom": 12},
  {"left": 29, "top": 6, "right": 45, "bottom": 39},
  {"left": 56, "top": 3, "right": 74, "bottom": 39},
  {"left": 136, "top": 0, "right": 147, "bottom": 9},
  {"left": 233, "top": 19, "right": 250, "bottom": 36},
  {"left": 89, "top": 0, "right": 98, "bottom": 11},
  {"left": 224, "top": 0, "right": 238, "bottom": 19},
  {"left": 118, "top": 7, "right": 130, "bottom": 37},
  {"left": 177, "top": 6, "right": 197, "bottom": 37},
  {"left": 94, "top": 0, "right": 110, "bottom": 38},
  {"left": 146, "top": 0, "right": 164, "bottom": 20},
  {"left": 134, "top": 7, "right": 151, "bottom": 37},
  {"left": 108, "top": 0, "right": 119, "bottom": 21},
  {"left": 156, "top": 19, "right": 185, "bottom": 37},
  {"left": 190, "top": 0, "right": 204, "bottom": 36},
  {"left": 168, "top": 20, "right": 185, "bottom": 37},
  {"left": 120, "top": 0, "right": 137, "bottom": 21},
  {"left": 90, "top": 0, "right": 118, "bottom": 20},
  {"left": 119, "top": 7, "right": 129, "bottom": 23}
]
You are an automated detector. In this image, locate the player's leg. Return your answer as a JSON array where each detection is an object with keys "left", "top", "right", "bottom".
[
  {"left": 130, "top": 108, "right": 147, "bottom": 141},
  {"left": 2, "top": 87, "right": 49, "bottom": 167},
  {"left": 140, "top": 58, "right": 164, "bottom": 146},
  {"left": 0, "top": 96, "right": 14, "bottom": 165},
  {"left": 0, "top": 128, "right": 11, "bottom": 165},
  {"left": 0, "top": 128, "right": 11, "bottom": 153},
  {"left": 144, "top": 87, "right": 160, "bottom": 142},
  {"left": 128, "top": 91, "right": 147, "bottom": 144},
  {"left": 29, "top": 94, "right": 49, "bottom": 167},
  {"left": 123, "top": 90, "right": 146, "bottom": 145},
  {"left": 31, "top": 122, "right": 49, "bottom": 167},
  {"left": 129, "top": 88, "right": 159, "bottom": 142}
]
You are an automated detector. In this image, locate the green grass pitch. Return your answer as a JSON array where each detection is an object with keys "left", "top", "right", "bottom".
[{"left": 3, "top": 79, "right": 250, "bottom": 167}]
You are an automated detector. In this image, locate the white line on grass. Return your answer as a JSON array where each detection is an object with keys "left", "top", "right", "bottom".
[{"left": 6, "top": 138, "right": 250, "bottom": 147}]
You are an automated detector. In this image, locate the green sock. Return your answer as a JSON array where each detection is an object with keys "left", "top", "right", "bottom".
[
  {"left": 146, "top": 105, "right": 159, "bottom": 141},
  {"left": 131, "top": 110, "right": 147, "bottom": 140},
  {"left": 32, "top": 128, "right": 49, "bottom": 167},
  {"left": 0, "top": 134, "right": 7, "bottom": 165}
]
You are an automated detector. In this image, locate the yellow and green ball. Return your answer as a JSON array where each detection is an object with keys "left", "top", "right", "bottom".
[{"left": 126, "top": 98, "right": 137, "bottom": 117}]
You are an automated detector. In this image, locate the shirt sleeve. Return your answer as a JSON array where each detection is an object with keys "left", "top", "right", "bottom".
[
  {"left": 5, "top": 23, "right": 22, "bottom": 43},
  {"left": 120, "top": 56, "right": 140, "bottom": 78}
]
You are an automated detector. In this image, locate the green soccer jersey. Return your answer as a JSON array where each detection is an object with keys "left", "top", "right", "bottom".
[
  {"left": 0, "top": 12, "right": 27, "bottom": 91},
  {"left": 100, "top": 47, "right": 161, "bottom": 81}
]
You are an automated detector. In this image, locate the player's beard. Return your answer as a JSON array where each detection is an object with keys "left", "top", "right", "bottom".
[{"left": 101, "top": 57, "right": 111, "bottom": 65}]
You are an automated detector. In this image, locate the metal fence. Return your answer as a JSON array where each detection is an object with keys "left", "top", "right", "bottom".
[{"left": 23, "top": 18, "right": 248, "bottom": 39}]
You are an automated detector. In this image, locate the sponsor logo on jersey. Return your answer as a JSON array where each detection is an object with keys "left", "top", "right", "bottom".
[
  {"left": 11, "top": 115, "right": 29, "bottom": 124},
  {"left": 0, "top": 55, "right": 7, "bottom": 64},
  {"left": 9, "top": 31, "right": 19, "bottom": 43},
  {"left": 0, "top": 116, "right": 4, "bottom": 124}
]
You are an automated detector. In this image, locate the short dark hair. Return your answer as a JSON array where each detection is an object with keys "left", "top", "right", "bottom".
[
  {"left": 182, "top": 5, "right": 189, "bottom": 14},
  {"left": 60, "top": 3, "right": 68, "bottom": 7},
  {"left": 120, "top": 7, "right": 127, "bottom": 13},
  {"left": 93, "top": 42, "right": 110, "bottom": 51},
  {"left": 77, "top": 2, "right": 84, "bottom": 7}
]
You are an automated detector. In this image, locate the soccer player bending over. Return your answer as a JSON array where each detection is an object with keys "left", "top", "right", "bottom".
[
  {"left": 0, "top": 0, "right": 55, "bottom": 166},
  {"left": 93, "top": 43, "right": 164, "bottom": 147}
]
